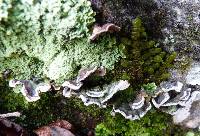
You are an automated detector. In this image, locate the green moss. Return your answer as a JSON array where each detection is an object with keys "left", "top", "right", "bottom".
[
  {"left": 115, "top": 17, "right": 176, "bottom": 84},
  {"left": 0, "top": 87, "right": 28, "bottom": 112},
  {"left": 121, "top": 72, "right": 130, "bottom": 80},
  {"left": 95, "top": 123, "right": 112, "bottom": 136},
  {"left": 142, "top": 82, "right": 157, "bottom": 96},
  {"left": 95, "top": 109, "right": 187, "bottom": 136},
  {"left": 104, "top": 18, "right": 176, "bottom": 104}
]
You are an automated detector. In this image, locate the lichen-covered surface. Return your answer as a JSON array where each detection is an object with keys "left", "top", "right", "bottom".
[
  {"left": 156, "top": 0, "right": 200, "bottom": 60},
  {"left": 152, "top": 1, "right": 200, "bottom": 87},
  {"left": 0, "top": 0, "right": 11, "bottom": 21},
  {"left": 0, "top": 0, "right": 200, "bottom": 135},
  {"left": 0, "top": 0, "right": 124, "bottom": 83}
]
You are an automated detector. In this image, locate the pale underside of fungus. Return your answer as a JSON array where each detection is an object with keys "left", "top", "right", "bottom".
[
  {"left": 89, "top": 23, "right": 121, "bottom": 41},
  {"left": 111, "top": 92, "right": 152, "bottom": 120},
  {"left": 62, "top": 66, "right": 130, "bottom": 107},
  {"left": 9, "top": 79, "right": 51, "bottom": 102},
  {"left": 79, "top": 80, "right": 130, "bottom": 107},
  {"left": 111, "top": 80, "right": 200, "bottom": 128}
]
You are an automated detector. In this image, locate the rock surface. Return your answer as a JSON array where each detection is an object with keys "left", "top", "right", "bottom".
[
  {"left": 35, "top": 120, "right": 75, "bottom": 136},
  {"left": 90, "top": 0, "right": 163, "bottom": 37},
  {"left": 0, "top": 118, "right": 26, "bottom": 136},
  {"left": 186, "top": 62, "right": 200, "bottom": 85},
  {"left": 155, "top": 0, "right": 200, "bottom": 128},
  {"left": 154, "top": 0, "right": 200, "bottom": 80}
]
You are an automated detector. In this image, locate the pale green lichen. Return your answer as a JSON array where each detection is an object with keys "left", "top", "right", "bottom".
[
  {"left": 0, "top": 0, "right": 124, "bottom": 83},
  {"left": 0, "top": 53, "right": 44, "bottom": 80},
  {"left": 0, "top": 0, "right": 11, "bottom": 21},
  {"left": 0, "top": 0, "right": 95, "bottom": 58},
  {"left": 43, "top": 36, "right": 124, "bottom": 82}
]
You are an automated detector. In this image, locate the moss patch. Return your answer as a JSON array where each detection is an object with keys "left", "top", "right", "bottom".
[
  {"left": 95, "top": 108, "right": 188, "bottom": 136},
  {"left": 105, "top": 18, "right": 176, "bottom": 104}
]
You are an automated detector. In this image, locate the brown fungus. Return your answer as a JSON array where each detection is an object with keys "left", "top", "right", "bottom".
[{"left": 89, "top": 23, "right": 121, "bottom": 41}]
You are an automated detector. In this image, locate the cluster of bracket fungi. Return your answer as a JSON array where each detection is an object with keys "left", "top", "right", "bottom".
[
  {"left": 9, "top": 66, "right": 130, "bottom": 107},
  {"left": 9, "top": 65, "right": 200, "bottom": 128},
  {"left": 112, "top": 80, "right": 200, "bottom": 128}
]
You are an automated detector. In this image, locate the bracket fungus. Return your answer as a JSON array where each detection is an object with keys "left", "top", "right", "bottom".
[
  {"left": 112, "top": 91, "right": 152, "bottom": 120},
  {"left": 76, "top": 66, "right": 98, "bottom": 82},
  {"left": 8, "top": 66, "right": 200, "bottom": 129},
  {"left": 89, "top": 23, "right": 121, "bottom": 41},
  {"left": 62, "top": 81, "right": 83, "bottom": 91},
  {"left": 151, "top": 81, "right": 199, "bottom": 115},
  {"left": 79, "top": 80, "right": 130, "bottom": 107},
  {"left": 111, "top": 80, "right": 200, "bottom": 128},
  {"left": 62, "top": 66, "right": 130, "bottom": 107},
  {"left": 9, "top": 79, "right": 51, "bottom": 102},
  {"left": 62, "top": 66, "right": 100, "bottom": 97},
  {"left": 112, "top": 101, "right": 152, "bottom": 120},
  {"left": 152, "top": 81, "right": 200, "bottom": 129}
]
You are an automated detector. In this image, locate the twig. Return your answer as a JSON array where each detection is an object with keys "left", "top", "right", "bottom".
[{"left": 0, "top": 112, "right": 21, "bottom": 118}]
